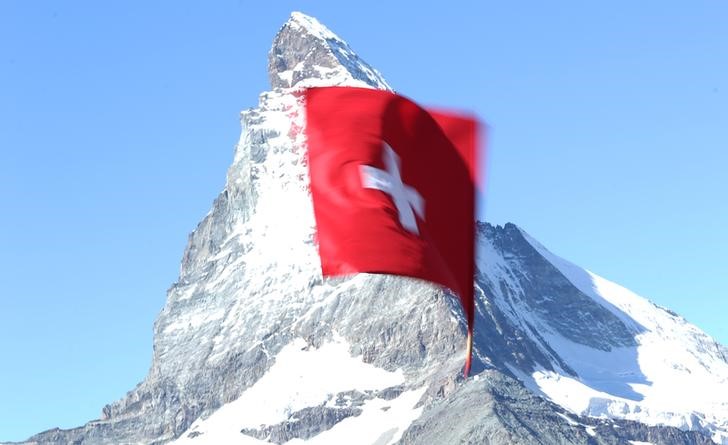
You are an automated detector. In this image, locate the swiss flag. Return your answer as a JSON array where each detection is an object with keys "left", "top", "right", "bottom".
[{"left": 305, "top": 86, "right": 479, "bottom": 375}]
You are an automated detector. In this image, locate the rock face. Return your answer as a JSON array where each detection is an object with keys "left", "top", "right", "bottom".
[
  {"left": 11, "top": 11, "right": 728, "bottom": 445},
  {"left": 267, "top": 12, "right": 389, "bottom": 90}
]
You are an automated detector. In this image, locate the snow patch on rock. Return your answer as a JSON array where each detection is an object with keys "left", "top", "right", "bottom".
[{"left": 172, "top": 336, "right": 424, "bottom": 445}]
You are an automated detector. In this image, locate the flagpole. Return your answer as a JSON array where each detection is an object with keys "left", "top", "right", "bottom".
[{"left": 464, "top": 323, "right": 473, "bottom": 377}]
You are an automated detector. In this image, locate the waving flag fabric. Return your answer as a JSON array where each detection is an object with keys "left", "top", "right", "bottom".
[{"left": 305, "top": 86, "right": 479, "bottom": 375}]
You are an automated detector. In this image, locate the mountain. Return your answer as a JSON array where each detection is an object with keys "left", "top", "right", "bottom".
[{"left": 9, "top": 11, "right": 728, "bottom": 445}]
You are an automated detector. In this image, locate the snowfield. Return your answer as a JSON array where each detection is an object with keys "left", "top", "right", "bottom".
[
  {"left": 172, "top": 336, "right": 425, "bottom": 445},
  {"left": 509, "top": 230, "right": 728, "bottom": 444}
]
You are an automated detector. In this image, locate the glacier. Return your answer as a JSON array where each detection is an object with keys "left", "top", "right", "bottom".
[{"left": 8, "top": 11, "right": 727, "bottom": 445}]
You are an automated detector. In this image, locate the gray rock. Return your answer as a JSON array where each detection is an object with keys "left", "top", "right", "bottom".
[
  {"left": 400, "top": 371, "right": 715, "bottom": 445},
  {"left": 241, "top": 405, "right": 362, "bottom": 444},
  {"left": 267, "top": 12, "right": 389, "bottom": 90}
]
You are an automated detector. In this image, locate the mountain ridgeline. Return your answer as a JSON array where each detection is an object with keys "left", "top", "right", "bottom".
[{"left": 12, "top": 12, "right": 728, "bottom": 445}]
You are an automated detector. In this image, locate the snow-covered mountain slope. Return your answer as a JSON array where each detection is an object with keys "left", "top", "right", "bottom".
[
  {"left": 474, "top": 223, "right": 728, "bottom": 444},
  {"left": 10, "top": 11, "right": 727, "bottom": 445}
]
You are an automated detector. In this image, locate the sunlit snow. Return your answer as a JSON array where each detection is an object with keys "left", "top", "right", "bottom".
[
  {"left": 171, "top": 336, "right": 424, "bottom": 445},
  {"left": 511, "top": 229, "right": 728, "bottom": 444}
]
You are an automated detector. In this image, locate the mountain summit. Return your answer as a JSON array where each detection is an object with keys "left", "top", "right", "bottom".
[
  {"left": 268, "top": 12, "right": 389, "bottom": 90},
  {"left": 11, "top": 12, "right": 728, "bottom": 445}
]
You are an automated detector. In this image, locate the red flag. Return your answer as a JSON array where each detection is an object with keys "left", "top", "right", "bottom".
[{"left": 305, "top": 86, "right": 479, "bottom": 376}]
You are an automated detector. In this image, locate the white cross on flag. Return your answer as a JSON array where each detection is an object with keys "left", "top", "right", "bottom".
[
  {"left": 305, "top": 86, "right": 480, "bottom": 375},
  {"left": 360, "top": 143, "right": 425, "bottom": 235}
]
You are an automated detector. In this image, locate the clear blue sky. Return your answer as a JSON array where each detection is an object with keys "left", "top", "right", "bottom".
[{"left": 1, "top": 1, "right": 726, "bottom": 441}]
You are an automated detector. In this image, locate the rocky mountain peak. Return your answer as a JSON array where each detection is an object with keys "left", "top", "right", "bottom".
[
  {"left": 11, "top": 12, "right": 728, "bottom": 445},
  {"left": 267, "top": 11, "right": 390, "bottom": 90}
]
